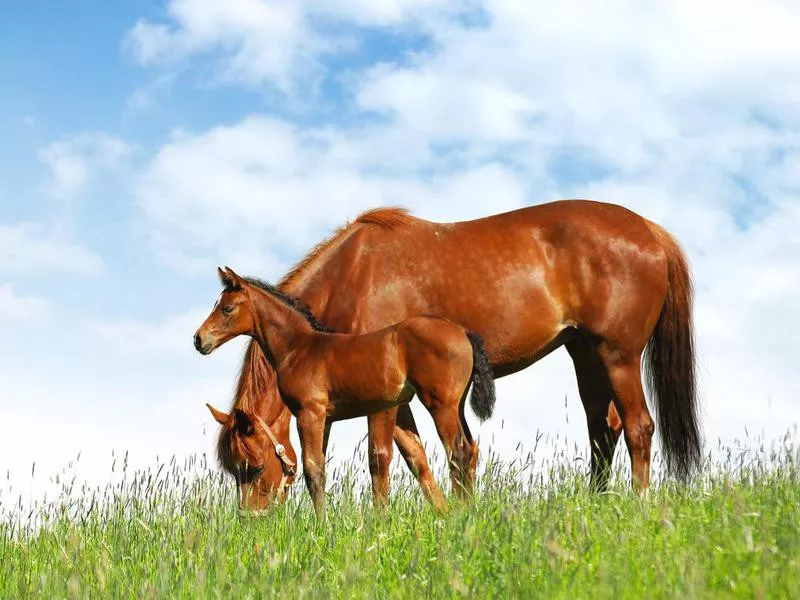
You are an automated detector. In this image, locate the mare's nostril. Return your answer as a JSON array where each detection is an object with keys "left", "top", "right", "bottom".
[{"left": 194, "top": 333, "right": 202, "bottom": 351}]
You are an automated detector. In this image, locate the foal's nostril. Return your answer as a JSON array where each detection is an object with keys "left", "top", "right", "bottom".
[{"left": 193, "top": 333, "right": 202, "bottom": 351}]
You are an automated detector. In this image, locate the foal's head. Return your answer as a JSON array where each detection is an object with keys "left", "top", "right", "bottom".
[
  {"left": 194, "top": 267, "right": 254, "bottom": 355},
  {"left": 206, "top": 403, "right": 296, "bottom": 511}
]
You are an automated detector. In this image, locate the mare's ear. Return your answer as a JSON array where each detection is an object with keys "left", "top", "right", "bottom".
[
  {"left": 233, "top": 409, "right": 255, "bottom": 436},
  {"left": 206, "top": 403, "right": 229, "bottom": 425}
]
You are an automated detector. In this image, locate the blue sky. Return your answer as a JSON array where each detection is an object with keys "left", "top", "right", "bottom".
[{"left": 2, "top": 0, "right": 799, "bottom": 505}]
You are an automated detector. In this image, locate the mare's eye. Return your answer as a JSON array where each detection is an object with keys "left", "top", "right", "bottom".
[
  {"left": 238, "top": 464, "right": 263, "bottom": 482},
  {"left": 221, "top": 305, "right": 234, "bottom": 316}
]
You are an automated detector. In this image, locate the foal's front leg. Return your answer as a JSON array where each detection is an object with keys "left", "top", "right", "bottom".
[
  {"left": 296, "top": 408, "right": 327, "bottom": 518},
  {"left": 367, "top": 410, "right": 395, "bottom": 510}
]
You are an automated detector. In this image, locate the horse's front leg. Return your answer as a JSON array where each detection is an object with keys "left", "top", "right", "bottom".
[{"left": 296, "top": 407, "right": 327, "bottom": 518}]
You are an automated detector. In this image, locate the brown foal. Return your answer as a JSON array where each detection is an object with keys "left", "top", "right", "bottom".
[{"left": 195, "top": 267, "right": 496, "bottom": 517}]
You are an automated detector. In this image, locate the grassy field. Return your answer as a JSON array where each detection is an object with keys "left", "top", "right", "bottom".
[{"left": 2, "top": 436, "right": 798, "bottom": 599}]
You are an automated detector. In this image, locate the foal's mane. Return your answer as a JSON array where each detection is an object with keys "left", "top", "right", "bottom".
[{"left": 241, "top": 276, "right": 333, "bottom": 334}]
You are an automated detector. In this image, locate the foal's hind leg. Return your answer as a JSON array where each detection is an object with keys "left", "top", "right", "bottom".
[
  {"left": 369, "top": 393, "right": 448, "bottom": 511},
  {"left": 418, "top": 388, "right": 475, "bottom": 500},
  {"left": 394, "top": 404, "right": 448, "bottom": 511},
  {"left": 567, "top": 339, "right": 623, "bottom": 491}
]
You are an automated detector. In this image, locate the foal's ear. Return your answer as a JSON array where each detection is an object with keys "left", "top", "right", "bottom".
[
  {"left": 217, "top": 267, "right": 239, "bottom": 290},
  {"left": 206, "top": 403, "right": 229, "bottom": 425},
  {"left": 217, "top": 266, "right": 229, "bottom": 286},
  {"left": 233, "top": 409, "right": 255, "bottom": 436}
]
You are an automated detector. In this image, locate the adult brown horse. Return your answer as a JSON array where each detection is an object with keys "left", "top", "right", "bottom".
[{"left": 212, "top": 199, "right": 701, "bottom": 507}]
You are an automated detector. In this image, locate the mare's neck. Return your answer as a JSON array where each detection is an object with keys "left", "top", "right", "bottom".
[
  {"left": 252, "top": 388, "right": 292, "bottom": 440},
  {"left": 235, "top": 341, "right": 287, "bottom": 426}
]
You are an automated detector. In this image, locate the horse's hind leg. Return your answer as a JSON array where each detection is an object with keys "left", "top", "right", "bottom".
[
  {"left": 322, "top": 421, "right": 333, "bottom": 455},
  {"left": 566, "top": 339, "right": 623, "bottom": 491},
  {"left": 394, "top": 404, "right": 448, "bottom": 512},
  {"left": 598, "top": 346, "right": 654, "bottom": 494},
  {"left": 458, "top": 399, "right": 479, "bottom": 496}
]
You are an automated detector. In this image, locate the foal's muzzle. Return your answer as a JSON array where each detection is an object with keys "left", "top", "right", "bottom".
[{"left": 194, "top": 332, "right": 213, "bottom": 355}]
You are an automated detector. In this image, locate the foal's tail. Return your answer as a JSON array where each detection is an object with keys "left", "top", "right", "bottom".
[
  {"left": 466, "top": 331, "right": 496, "bottom": 422},
  {"left": 645, "top": 222, "right": 703, "bottom": 481}
]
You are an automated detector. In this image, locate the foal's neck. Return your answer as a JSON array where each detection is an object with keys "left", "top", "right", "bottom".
[{"left": 249, "top": 286, "right": 320, "bottom": 369}]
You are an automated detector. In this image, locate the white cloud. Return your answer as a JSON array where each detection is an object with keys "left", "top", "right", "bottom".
[
  {"left": 354, "top": 2, "right": 800, "bottom": 173},
  {"left": 358, "top": 67, "right": 537, "bottom": 144},
  {"left": 124, "top": 0, "right": 475, "bottom": 94},
  {"left": 125, "top": 74, "right": 176, "bottom": 114},
  {"left": 135, "top": 116, "right": 527, "bottom": 275},
  {"left": 0, "top": 284, "right": 51, "bottom": 321},
  {"left": 126, "top": 20, "right": 174, "bottom": 64},
  {"left": 0, "top": 222, "right": 103, "bottom": 275},
  {"left": 39, "top": 132, "right": 135, "bottom": 198},
  {"left": 125, "top": 1, "right": 328, "bottom": 94},
  {"left": 320, "top": 0, "right": 467, "bottom": 26}
]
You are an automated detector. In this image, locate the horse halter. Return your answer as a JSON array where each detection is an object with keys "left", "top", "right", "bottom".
[{"left": 253, "top": 414, "right": 296, "bottom": 502}]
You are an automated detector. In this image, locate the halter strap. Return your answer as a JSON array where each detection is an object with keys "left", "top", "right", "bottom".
[{"left": 253, "top": 414, "right": 295, "bottom": 501}]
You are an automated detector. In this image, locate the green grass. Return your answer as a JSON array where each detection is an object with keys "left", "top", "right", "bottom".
[{"left": 2, "top": 437, "right": 799, "bottom": 599}]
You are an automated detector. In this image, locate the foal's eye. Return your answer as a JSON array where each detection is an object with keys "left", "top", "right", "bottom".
[{"left": 221, "top": 305, "right": 234, "bottom": 315}]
